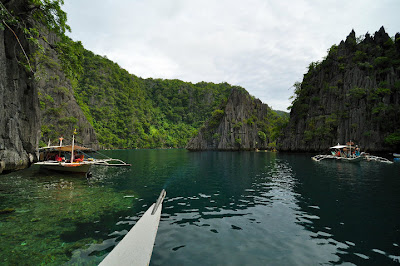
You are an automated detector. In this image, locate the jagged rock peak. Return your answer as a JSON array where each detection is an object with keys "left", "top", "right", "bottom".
[
  {"left": 346, "top": 29, "right": 356, "bottom": 41},
  {"left": 374, "top": 26, "right": 390, "bottom": 45}
]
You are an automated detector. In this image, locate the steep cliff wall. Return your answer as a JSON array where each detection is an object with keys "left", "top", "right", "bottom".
[
  {"left": 35, "top": 32, "right": 98, "bottom": 148},
  {"left": 186, "top": 88, "right": 277, "bottom": 151},
  {"left": 0, "top": 0, "right": 40, "bottom": 173},
  {"left": 280, "top": 27, "right": 400, "bottom": 152},
  {"left": 0, "top": 0, "right": 98, "bottom": 173}
]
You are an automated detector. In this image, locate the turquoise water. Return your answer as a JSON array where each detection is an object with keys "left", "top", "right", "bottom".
[{"left": 1, "top": 150, "right": 399, "bottom": 265}]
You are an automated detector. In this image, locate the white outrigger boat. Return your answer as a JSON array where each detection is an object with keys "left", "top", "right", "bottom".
[
  {"left": 35, "top": 132, "right": 131, "bottom": 174},
  {"left": 312, "top": 141, "right": 393, "bottom": 164}
]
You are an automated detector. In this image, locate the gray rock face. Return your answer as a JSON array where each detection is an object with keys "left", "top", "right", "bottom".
[
  {"left": 0, "top": 1, "right": 40, "bottom": 173},
  {"left": 186, "top": 88, "right": 270, "bottom": 151},
  {"left": 279, "top": 27, "right": 400, "bottom": 152}
]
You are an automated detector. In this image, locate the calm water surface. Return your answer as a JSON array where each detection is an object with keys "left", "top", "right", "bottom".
[{"left": 0, "top": 150, "right": 399, "bottom": 265}]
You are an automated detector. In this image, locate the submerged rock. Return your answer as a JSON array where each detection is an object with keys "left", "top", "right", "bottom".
[{"left": 0, "top": 208, "right": 16, "bottom": 214}]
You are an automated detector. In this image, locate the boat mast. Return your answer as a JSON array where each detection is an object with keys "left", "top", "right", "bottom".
[
  {"left": 71, "top": 129, "right": 76, "bottom": 162},
  {"left": 71, "top": 134, "right": 75, "bottom": 162},
  {"left": 350, "top": 140, "right": 352, "bottom": 158}
]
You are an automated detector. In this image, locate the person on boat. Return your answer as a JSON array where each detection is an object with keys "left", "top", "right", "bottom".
[
  {"left": 55, "top": 154, "right": 63, "bottom": 162},
  {"left": 355, "top": 147, "right": 360, "bottom": 156},
  {"left": 74, "top": 154, "right": 84, "bottom": 162},
  {"left": 343, "top": 148, "right": 348, "bottom": 157}
]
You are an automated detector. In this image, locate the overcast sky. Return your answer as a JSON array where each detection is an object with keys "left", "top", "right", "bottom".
[{"left": 63, "top": 0, "right": 399, "bottom": 111}]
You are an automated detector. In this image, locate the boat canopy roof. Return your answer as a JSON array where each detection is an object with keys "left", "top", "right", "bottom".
[
  {"left": 39, "top": 145, "right": 92, "bottom": 152},
  {"left": 330, "top": 144, "right": 357, "bottom": 149},
  {"left": 330, "top": 145, "right": 348, "bottom": 149}
]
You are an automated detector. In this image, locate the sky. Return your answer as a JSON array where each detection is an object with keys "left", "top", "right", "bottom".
[{"left": 63, "top": 0, "right": 400, "bottom": 111}]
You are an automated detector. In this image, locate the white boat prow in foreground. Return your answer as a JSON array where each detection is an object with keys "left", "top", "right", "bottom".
[{"left": 100, "top": 189, "right": 166, "bottom": 266}]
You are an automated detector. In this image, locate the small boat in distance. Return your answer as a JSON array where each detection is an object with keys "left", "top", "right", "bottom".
[
  {"left": 312, "top": 141, "right": 393, "bottom": 164},
  {"left": 35, "top": 131, "right": 131, "bottom": 174}
]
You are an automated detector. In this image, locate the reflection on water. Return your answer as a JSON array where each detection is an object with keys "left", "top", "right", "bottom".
[{"left": 1, "top": 150, "right": 399, "bottom": 265}]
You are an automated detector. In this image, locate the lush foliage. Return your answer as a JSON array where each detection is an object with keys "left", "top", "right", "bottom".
[
  {"left": 73, "top": 50, "right": 234, "bottom": 148},
  {"left": 30, "top": 0, "right": 70, "bottom": 35},
  {"left": 258, "top": 110, "right": 289, "bottom": 147}
]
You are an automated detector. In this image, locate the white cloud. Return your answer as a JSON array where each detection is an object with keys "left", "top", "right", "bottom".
[{"left": 63, "top": 0, "right": 400, "bottom": 111}]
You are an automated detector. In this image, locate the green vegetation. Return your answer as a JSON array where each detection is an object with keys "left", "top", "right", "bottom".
[
  {"left": 70, "top": 50, "right": 234, "bottom": 148},
  {"left": 0, "top": 0, "right": 69, "bottom": 70},
  {"left": 385, "top": 131, "right": 400, "bottom": 146},
  {"left": 349, "top": 87, "right": 367, "bottom": 99},
  {"left": 255, "top": 110, "right": 289, "bottom": 147}
]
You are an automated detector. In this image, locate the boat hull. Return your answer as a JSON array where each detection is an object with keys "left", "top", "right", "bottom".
[
  {"left": 312, "top": 155, "right": 364, "bottom": 163},
  {"left": 337, "top": 156, "right": 364, "bottom": 163},
  {"left": 36, "top": 162, "right": 92, "bottom": 173}
]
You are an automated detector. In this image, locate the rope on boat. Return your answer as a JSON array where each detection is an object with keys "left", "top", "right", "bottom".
[
  {"left": 75, "top": 149, "right": 131, "bottom": 166},
  {"left": 365, "top": 155, "right": 393, "bottom": 164}
]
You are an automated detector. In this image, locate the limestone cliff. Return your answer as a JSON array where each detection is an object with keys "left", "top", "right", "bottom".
[
  {"left": 279, "top": 27, "right": 400, "bottom": 152},
  {"left": 186, "top": 88, "right": 277, "bottom": 151},
  {"left": 0, "top": 0, "right": 98, "bottom": 173},
  {"left": 0, "top": 0, "right": 40, "bottom": 173}
]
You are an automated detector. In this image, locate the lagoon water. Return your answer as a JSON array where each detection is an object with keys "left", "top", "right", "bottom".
[{"left": 1, "top": 150, "right": 400, "bottom": 265}]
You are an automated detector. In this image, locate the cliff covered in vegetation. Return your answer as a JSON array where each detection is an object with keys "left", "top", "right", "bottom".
[
  {"left": 186, "top": 88, "right": 288, "bottom": 151},
  {"left": 280, "top": 27, "right": 400, "bottom": 152},
  {"left": 73, "top": 50, "right": 234, "bottom": 149},
  {"left": 0, "top": 0, "right": 98, "bottom": 173}
]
